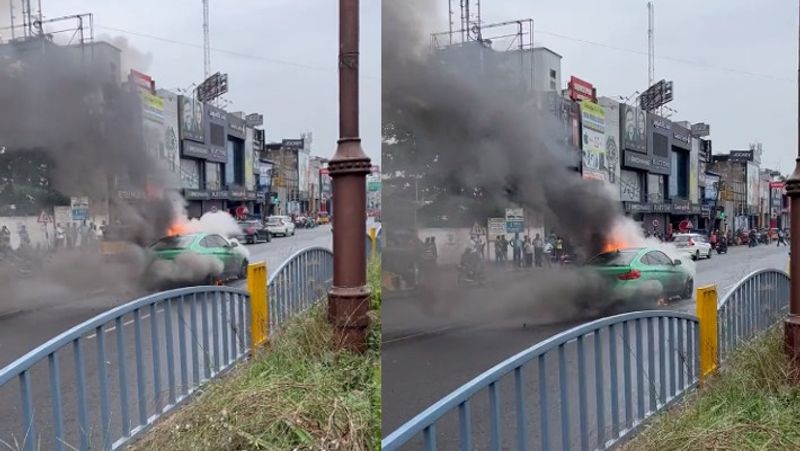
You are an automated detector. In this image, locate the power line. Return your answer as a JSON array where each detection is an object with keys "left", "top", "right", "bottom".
[
  {"left": 95, "top": 24, "right": 379, "bottom": 80},
  {"left": 536, "top": 28, "right": 794, "bottom": 83}
]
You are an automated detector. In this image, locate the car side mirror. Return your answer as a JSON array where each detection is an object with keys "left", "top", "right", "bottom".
[{"left": 673, "top": 259, "right": 682, "bottom": 266}]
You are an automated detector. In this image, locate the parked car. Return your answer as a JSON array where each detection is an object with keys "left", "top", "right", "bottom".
[
  {"left": 236, "top": 219, "right": 271, "bottom": 244},
  {"left": 584, "top": 247, "right": 694, "bottom": 310},
  {"left": 294, "top": 216, "right": 308, "bottom": 228},
  {"left": 673, "top": 233, "right": 712, "bottom": 260},
  {"left": 265, "top": 215, "right": 296, "bottom": 237},
  {"left": 317, "top": 214, "right": 330, "bottom": 225}
]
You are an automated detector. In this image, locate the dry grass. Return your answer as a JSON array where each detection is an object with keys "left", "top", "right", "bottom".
[
  {"left": 623, "top": 327, "right": 800, "bottom": 451},
  {"left": 130, "top": 259, "right": 382, "bottom": 451}
]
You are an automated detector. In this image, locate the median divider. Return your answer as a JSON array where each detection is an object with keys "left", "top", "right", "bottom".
[
  {"left": 248, "top": 262, "right": 269, "bottom": 348},
  {"left": 696, "top": 284, "right": 719, "bottom": 384}
]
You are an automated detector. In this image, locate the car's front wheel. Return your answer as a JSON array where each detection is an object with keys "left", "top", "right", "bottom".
[
  {"left": 692, "top": 251, "right": 699, "bottom": 261},
  {"left": 239, "top": 259, "right": 249, "bottom": 279},
  {"left": 707, "top": 249, "right": 712, "bottom": 259}
]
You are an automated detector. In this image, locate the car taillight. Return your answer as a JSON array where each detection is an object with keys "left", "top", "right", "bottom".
[{"left": 618, "top": 270, "right": 641, "bottom": 280}]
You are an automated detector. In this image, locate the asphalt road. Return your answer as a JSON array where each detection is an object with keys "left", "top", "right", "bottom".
[
  {"left": 382, "top": 244, "right": 789, "bottom": 449},
  {"left": 0, "top": 226, "right": 331, "bottom": 449}
]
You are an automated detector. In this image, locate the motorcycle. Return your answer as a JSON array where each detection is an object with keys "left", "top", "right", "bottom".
[
  {"left": 457, "top": 264, "right": 485, "bottom": 286},
  {"left": 716, "top": 239, "right": 728, "bottom": 254}
]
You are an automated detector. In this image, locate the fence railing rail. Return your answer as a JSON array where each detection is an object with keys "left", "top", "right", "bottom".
[
  {"left": 0, "top": 245, "right": 334, "bottom": 451},
  {"left": 383, "top": 310, "right": 700, "bottom": 451}
]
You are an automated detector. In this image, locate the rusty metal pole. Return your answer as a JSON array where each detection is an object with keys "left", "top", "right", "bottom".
[
  {"left": 328, "top": 0, "right": 371, "bottom": 352},
  {"left": 785, "top": 0, "right": 800, "bottom": 370}
]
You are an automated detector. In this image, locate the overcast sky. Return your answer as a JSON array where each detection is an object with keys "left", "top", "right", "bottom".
[
  {"left": 432, "top": 0, "right": 797, "bottom": 174},
  {"left": 0, "top": 0, "right": 380, "bottom": 163}
]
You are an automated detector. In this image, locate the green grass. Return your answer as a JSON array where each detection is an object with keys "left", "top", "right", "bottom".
[
  {"left": 130, "top": 259, "right": 382, "bottom": 451},
  {"left": 623, "top": 327, "right": 800, "bottom": 451}
]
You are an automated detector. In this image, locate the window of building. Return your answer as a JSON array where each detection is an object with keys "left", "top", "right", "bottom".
[
  {"left": 550, "top": 80, "right": 556, "bottom": 90},
  {"left": 206, "top": 162, "right": 222, "bottom": 190},
  {"left": 210, "top": 123, "right": 225, "bottom": 147},
  {"left": 180, "top": 158, "right": 201, "bottom": 189},
  {"left": 231, "top": 138, "right": 245, "bottom": 185},
  {"left": 549, "top": 69, "right": 556, "bottom": 79}
]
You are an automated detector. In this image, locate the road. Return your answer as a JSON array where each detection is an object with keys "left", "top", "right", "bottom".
[
  {"left": 0, "top": 226, "right": 331, "bottom": 449},
  {"left": 382, "top": 244, "right": 789, "bottom": 448}
]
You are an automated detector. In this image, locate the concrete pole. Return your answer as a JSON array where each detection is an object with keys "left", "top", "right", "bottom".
[
  {"left": 785, "top": 0, "right": 800, "bottom": 371},
  {"left": 328, "top": 0, "right": 371, "bottom": 352}
]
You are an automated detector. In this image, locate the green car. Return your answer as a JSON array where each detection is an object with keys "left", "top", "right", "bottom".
[
  {"left": 586, "top": 247, "right": 694, "bottom": 305},
  {"left": 148, "top": 232, "right": 249, "bottom": 287}
]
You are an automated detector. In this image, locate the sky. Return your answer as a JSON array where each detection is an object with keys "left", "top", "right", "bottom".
[
  {"left": 431, "top": 0, "right": 797, "bottom": 174},
  {"left": 0, "top": 0, "right": 381, "bottom": 163}
]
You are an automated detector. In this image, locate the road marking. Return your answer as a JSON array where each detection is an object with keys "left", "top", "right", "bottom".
[
  {"left": 383, "top": 325, "right": 463, "bottom": 345},
  {"left": 85, "top": 308, "right": 163, "bottom": 340}
]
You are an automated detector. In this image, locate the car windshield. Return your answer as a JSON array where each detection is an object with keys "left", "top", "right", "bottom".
[
  {"left": 151, "top": 235, "right": 195, "bottom": 250},
  {"left": 674, "top": 236, "right": 695, "bottom": 243},
  {"left": 588, "top": 250, "right": 639, "bottom": 266},
  {"left": 266, "top": 218, "right": 282, "bottom": 225},
  {"left": 239, "top": 221, "right": 258, "bottom": 227}
]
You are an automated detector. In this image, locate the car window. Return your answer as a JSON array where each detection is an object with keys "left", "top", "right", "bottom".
[
  {"left": 588, "top": 250, "right": 638, "bottom": 266},
  {"left": 152, "top": 235, "right": 195, "bottom": 250},
  {"left": 209, "top": 235, "right": 228, "bottom": 248},
  {"left": 673, "top": 236, "right": 690, "bottom": 243},
  {"left": 199, "top": 236, "right": 214, "bottom": 248},
  {"left": 649, "top": 251, "right": 674, "bottom": 265},
  {"left": 267, "top": 217, "right": 282, "bottom": 225}
]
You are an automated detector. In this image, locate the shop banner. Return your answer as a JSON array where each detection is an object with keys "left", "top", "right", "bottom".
[{"left": 580, "top": 100, "right": 607, "bottom": 182}]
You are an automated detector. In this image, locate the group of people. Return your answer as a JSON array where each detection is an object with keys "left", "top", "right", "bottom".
[
  {"left": 0, "top": 220, "right": 107, "bottom": 253},
  {"left": 493, "top": 233, "right": 565, "bottom": 268}
]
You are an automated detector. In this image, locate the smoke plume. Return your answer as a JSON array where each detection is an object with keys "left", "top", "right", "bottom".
[
  {"left": 382, "top": 0, "right": 621, "bottom": 258},
  {"left": 97, "top": 34, "right": 154, "bottom": 76}
]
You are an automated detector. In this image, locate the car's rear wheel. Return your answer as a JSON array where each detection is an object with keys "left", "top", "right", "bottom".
[
  {"left": 681, "top": 277, "right": 694, "bottom": 299},
  {"left": 692, "top": 251, "right": 699, "bottom": 261}
]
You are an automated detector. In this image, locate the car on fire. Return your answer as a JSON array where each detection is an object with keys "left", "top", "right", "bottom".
[
  {"left": 236, "top": 219, "right": 271, "bottom": 244},
  {"left": 147, "top": 232, "right": 249, "bottom": 287},
  {"left": 586, "top": 247, "right": 694, "bottom": 307},
  {"left": 672, "top": 233, "right": 712, "bottom": 260}
]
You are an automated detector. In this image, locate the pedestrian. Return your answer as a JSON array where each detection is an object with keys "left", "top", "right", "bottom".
[
  {"left": 533, "top": 233, "right": 544, "bottom": 267},
  {"left": 17, "top": 224, "right": 30, "bottom": 250},
  {"left": 555, "top": 236, "right": 564, "bottom": 263},
  {"left": 55, "top": 223, "right": 66, "bottom": 249},
  {"left": 422, "top": 237, "right": 437, "bottom": 270},
  {"left": 523, "top": 236, "right": 533, "bottom": 268},
  {"left": 749, "top": 229, "right": 757, "bottom": 248},
  {"left": 66, "top": 223, "right": 76, "bottom": 249},
  {"left": 0, "top": 225, "right": 10, "bottom": 252},
  {"left": 512, "top": 233, "right": 522, "bottom": 268},
  {"left": 710, "top": 230, "right": 717, "bottom": 250},
  {"left": 494, "top": 235, "right": 503, "bottom": 264},
  {"left": 500, "top": 235, "right": 509, "bottom": 264},
  {"left": 778, "top": 229, "right": 788, "bottom": 247},
  {"left": 79, "top": 220, "right": 90, "bottom": 247}
]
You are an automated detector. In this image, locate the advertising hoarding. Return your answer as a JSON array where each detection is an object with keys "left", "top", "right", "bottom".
[
  {"left": 179, "top": 96, "right": 204, "bottom": 142},
  {"left": 620, "top": 104, "right": 647, "bottom": 153},
  {"left": 505, "top": 208, "right": 525, "bottom": 233},
  {"left": 620, "top": 169, "right": 641, "bottom": 202},
  {"left": 601, "top": 98, "right": 620, "bottom": 195},
  {"left": 747, "top": 162, "right": 760, "bottom": 207},
  {"left": 730, "top": 150, "right": 753, "bottom": 163},
  {"left": 70, "top": 197, "right": 89, "bottom": 221},
  {"left": 568, "top": 76, "right": 595, "bottom": 102},
  {"left": 160, "top": 90, "right": 180, "bottom": 184},
  {"left": 244, "top": 128, "right": 255, "bottom": 190},
  {"left": 580, "top": 100, "right": 607, "bottom": 182},
  {"left": 647, "top": 113, "right": 672, "bottom": 175}
]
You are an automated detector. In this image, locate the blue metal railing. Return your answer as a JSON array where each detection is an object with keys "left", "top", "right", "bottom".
[
  {"left": 717, "top": 269, "right": 790, "bottom": 362},
  {"left": 0, "top": 286, "right": 249, "bottom": 451},
  {"left": 383, "top": 310, "right": 700, "bottom": 451},
  {"left": 0, "top": 246, "right": 333, "bottom": 451},
  {"left": 267, "top": 247, "right": 333, "bottom": 334}
]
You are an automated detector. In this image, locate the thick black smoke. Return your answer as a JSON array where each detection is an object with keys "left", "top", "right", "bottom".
[
  {"left": 383, "top": 0, "right": 621, "bottom": 256},
  {"left": 0, "top": 38, "right": 174, "bottom": 244}
]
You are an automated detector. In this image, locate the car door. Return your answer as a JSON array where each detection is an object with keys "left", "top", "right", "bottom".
[
  {"left": 650, "top": 251, "right": 682, "bottom": 294},
  {"left": 640, "top": 251, "right": 675, "bottom": 296},
  {"left": 205, "top": 234, "right": 234, "bottom": 276}
]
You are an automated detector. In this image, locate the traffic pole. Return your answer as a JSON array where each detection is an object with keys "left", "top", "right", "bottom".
[
  {"left": 785, "top": 0, "right": 800, "bottom": 374},
  {"left": 327, "top": 0, "right": 371, "bottom": 352}
]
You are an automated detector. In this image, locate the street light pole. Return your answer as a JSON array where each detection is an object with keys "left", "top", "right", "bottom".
[
  {"left": 328, "top": 0, "right": 371, "bottom": 352},
  {"left": 785, "top": 0, "right": 800, "bottom": 370}
]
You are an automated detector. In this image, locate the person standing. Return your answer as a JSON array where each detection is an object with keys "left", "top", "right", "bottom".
[
  {"left": 494, "top": 236, "right": 503, "bottom": 264},
  {"left": 17, "top": 224, "right": 30, "bottom": 250},
  {"left": 533, "top": 233, "right": 544, "bottom": 267},
  {"left": 0, "top": 225, "right": 10, "bottom": 252},
  {"left": 55, "top": 223, "right": 66, "bottom": 249},
  {"left": 523, "top": 236, "right": 533, "bottom": 268},
  {"left": 555, "top": 236, "right": 565, "bottom": 263},
  {"left": 512, "top": 233, "right": 522, "bottom": 268},
  {"left": 500, "top": 235, "right": 509, "bottom": 264}
]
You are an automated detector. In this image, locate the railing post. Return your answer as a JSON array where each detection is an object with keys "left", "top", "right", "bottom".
[
  {"left": 369, "top": 226, "right": 377, "bottom": 261},
  {"left": 697, "top": 285, "right": 719, "bottom": 384},
  {"left": 248, "top": 262, "right": 269, "bottom": 348}
]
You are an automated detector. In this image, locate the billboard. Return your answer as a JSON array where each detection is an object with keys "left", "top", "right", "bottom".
[
  {"left": 620, "top": 104, "right": 647, "bottom": 154},
  {"left": 689, "top": 137, "right": 699, "bottom": 203},
  {"left": 244, "top": 128, "right": 255, "bottom": 190},
  {"left": 647, "top": 113, "right": 672, "bottom": 175},
  {"left": 160, "top": 90, "right": 180, "bottom": 183},
  {"left": 639, "top": 79, "right": 674, "bottom": 111},
  {"left": 620, "top": 169, "right": 641, "bottom": 202},
  {"left": 601, "top": 99, "right": 621, "bottom": 195},
  {"left": 179, "top": 95, "right": 204, "bottom": 142},
  {"left": 196, "top": 72, "right": 229, "bottom": 103},
  {"left": 580, "top": 100, "right": 606, "bottom": 182},
  {"left": 505, "top": 208, "right": 524, "bottom": 233},
  {"left": 730, "top": 150, "right": 753, "bottom": 163},
  {"left": 568, "top": 76, "right": 595, "bottom": 102},
  {"left": 747, "top": 162, "right": 760, "bottom": 207}
]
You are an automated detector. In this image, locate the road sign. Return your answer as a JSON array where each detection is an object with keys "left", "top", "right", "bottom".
[
  {"left": 70, "top": 196, "right": 89, "bottom": 221},
  {"left": 37, "top": 210, "right": 52, "bottom": 224},
  {"left": 505, "top": 208, "right": 525, "bottom": 234},
  {"left": 470, "top": 222, "right": 486, "bottom": 237},
  {"left": 652, "top": 219, "right": 660, "bottom": 228},
  {"left": 487, "top": 218, "right": 506, "bottom": 238}
]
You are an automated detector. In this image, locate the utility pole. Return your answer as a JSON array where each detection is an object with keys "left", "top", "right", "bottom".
[
  {"left": 328, "top": 0, "right": 371, "bottom": 352},
  {"left": 647, "top": 1, "right": 655, "bottom": 87},
  {"left": 785, "top": 0, "right": 800, "bottom": 374},
  {"left": 202, "top": 0, "right": 211, "bottom": 79}
]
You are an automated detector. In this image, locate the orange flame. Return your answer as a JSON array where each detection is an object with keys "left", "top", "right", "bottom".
[
  {"left": 166, "top": 220, "right": 193, "bottom": 237},
  {"left": 602, "top": 237, "right": 632, "bottom": 253}
]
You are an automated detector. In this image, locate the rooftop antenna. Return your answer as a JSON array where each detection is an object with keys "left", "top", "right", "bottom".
[
  {"left": 202, "top": 0, "right": 210, "bottom": 79},
  {"left": 647, "top": 1, "right": 655, "bottom": 87}
]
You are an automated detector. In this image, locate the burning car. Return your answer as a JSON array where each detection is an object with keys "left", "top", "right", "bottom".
[
  {"left": 585, "top": 247, "right": 694, "bottom": 309},
  {"left": 146, "top": 232, "right": 249, "bottom": 289}
]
